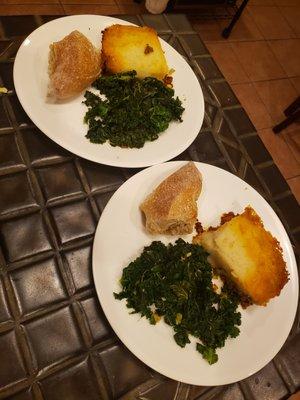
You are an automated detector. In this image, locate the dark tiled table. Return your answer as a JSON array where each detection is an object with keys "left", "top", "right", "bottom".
[{"left": 0, "top": 14, "right": 299, "bottom": 400}]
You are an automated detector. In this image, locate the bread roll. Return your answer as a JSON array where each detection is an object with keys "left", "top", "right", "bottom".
[
  {"left": 140, "top": 162, "right": 202, "bottom": 235},
  {"left": 48, "top": 30, "right": 101, "bottom": 100}
]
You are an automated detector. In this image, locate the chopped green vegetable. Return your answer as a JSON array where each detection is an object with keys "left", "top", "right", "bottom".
[
  {"left": 83, "top": 71, "right": 184, "bottom": 148},
  {"left": 114, "top": 239, "right": 241, "bottom": 365}
]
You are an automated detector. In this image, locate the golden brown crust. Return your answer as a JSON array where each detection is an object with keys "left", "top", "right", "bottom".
[
  {"left": 101, "top": 25, "right": 169, "bottom": 80},
  {"left": 140, "top": 162, "right": 202, "bottom": 235},
  {"left": 48, "top": 30, "right": 101, "bottom": 100},
  {"left": 193, "top": 206, "right": 289, "bottom": 305}
]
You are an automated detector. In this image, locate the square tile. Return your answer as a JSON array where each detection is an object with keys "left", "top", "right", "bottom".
[
  {"left": 216, "top": 117, "right": 239, "bottom": 145},
  {"left": 254, "top": 78, "right": 299, "bottom": 130},
  {"left": 193, "top": 131, "right": 222, "bottom": 163},
  {"left": 24, "top": 306, "right": 84, "bottom": 370},
  {"left": 241, "top": 135, "right": 272, "bottom": 164},
  {"left": 258, "top": 128, "right": 300, "bottom": 179},
  {"left": 22, "top": 127, "right": 69, "bottom": 164},
  {"left": 0, "top": 330, "right": 26, "bottom": 387},
  {"left": 50, "top": 200, "right": 95, "bottom": 245},
  {"left": 6, "top": 388, "right": 33, "bottom": 400},
  {"left": 231, "top": 83, "right": 273, "bottom": 130},
  {"left": 40, "top": 358, "right": 101, "bottom": 400},
  {"left": 259, "top": 164, "right": 290, "bottom": 196},
  {"left": 63, "top": 4, "right": 119, "bottom": 15},
  {"left": 193, "top": 57, "right": 223, "bottom": 81},
  {"left": 0, "top": 62, "right": 14, "bottom": 91},
  {"left": 10, "top": 257, "right": 67, "bottom": 315},
  {"left": 168, "top": 36, "right": 187, "bottom": 58},
  {"left": 0, "top": 16, "right": 37, "bottom": 37},
  {"left": 0, "top": 278, "right": 11, "bottom": 323},
  {"left": 224, "top": 108, "right": 256, "bottom": 136},
  {"left": 140, "top": 380, "right": 178, "bottom": 400},
  {"left": 244, "top": 164, "right": 266, "bottom": 195},
  {"left": 284, "top": 129, "right": 300, "bottom": 165},
  {"left": 231, "top": 41, "right": 285, "bottom": 81},
  {"left": 80, "top": 160, "right": 124, "bottom": 193},
  {"left": 94, "top": 190, "right": 115, "bottom": 213},
  {"left": 37, "top": 162, "right": 83, "bottom": 203},
  {"left": 164, "top": 14, "right": 193, "bottom": 32},
  {"left": 8, "top": 95, "right": 31, "bottom": 126},
  {"left": 190, "top": 18, "right": 223, "bottom": 42},
  {"left": 98, "top": 344, "right": 150, "bottom": 398},
  {"left": 0, "top": 212, "right": 52, "bottom": 263},
  {"left": 275, "top": 332, "right": 300, "bottom": 389},
  {"left": 179, "top": 34, "right": 207, "bottom": 57},
  {"left": 0, "top": 171, "right": 37, "bottom": 216},
  {"left": 290, "top": 77, "right": 300, "bottom": 94},
  {"left": 222, "top": 143, "right": 242, "bottom": 171},
  {"left": 245, "top": 362, "right": 289, "bottom": 399},
  {"left": 269, "top": 39, "right": 300, "bottom": 77},
  {"left": 218, "top": 9, "right": 263, "bottom": 41},
  {"left": 142, "top": 14, "right": 171, "bottom": 32},
  {"left": 0, "top": 133, "right": 24, "bottom": 171},
  {"left": 208, "top": 81, "right": 239, "bottom": 107},
  {"left": 248, "top": 5, "right": 295, "bottom": 39},
  {"left": 279, "top": 6, "right": 300, "bottom": 36},
  {"left": 64, "top": 244, "right": 93, "bottom": 292},
  {"left": 205, "top": 42, "right": 249, "bottom": 84},
  {"left": 288, "top": 176, "right": 300, "bottom": 203},
  {"left": 276, "top": 194, "right": 300, "bottom": 229},
  {"left": 80, "top": 297, "right": 111, "bottom": 344},
  {"left": 0, "top": 98, "right": 11, "bottom": 128}
]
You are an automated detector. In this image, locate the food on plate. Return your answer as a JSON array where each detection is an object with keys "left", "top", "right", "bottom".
[
  {"left": 101, "top": 25, "right": 169, "bottom": 80},
  {"left": 114, "top": 239, "right": 241, "bottom": 365},
  {"left": 48, "top": 30, "right": 101, "bottom": 100},
  {"left": 193, "top": 206, "right": 289, "bottom": 306},
  {"left": 140, "top": 162, "right": 201, "bottom": 235},
  {"left": 83, "top": 71, "right": 184, "bottom": 148}
]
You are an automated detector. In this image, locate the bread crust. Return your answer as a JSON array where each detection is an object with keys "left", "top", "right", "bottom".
[
  {"left": 48, "top": 30, "right": 101, "bottom": 100},
  {"left": 193, "top": 206, "right": 289, "bottom": 305},
  {"left": 140, "top": 162, "right": 202, "bottom": 235},
  {"left": 101, "top": 25, "right": 169, "bottom": 80}
]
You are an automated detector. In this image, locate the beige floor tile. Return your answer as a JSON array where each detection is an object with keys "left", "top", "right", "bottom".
[
  {"left": 269, "top": 39, "right": 300, "bottom": 77},
  {"left": 258, "top": 128, "right": 300, "bottom": 179},
  {"left": 231, "top": 41, "right": 286, "bottom": 81},
  {"left": 231, "top": 82, "right": 273, "bottom": 130},
  {"left": 248, "top": 5, "right": 295, "bottom": 39},
  {"left": 205, "top": 42, "right": 249, "bottom": 83}
]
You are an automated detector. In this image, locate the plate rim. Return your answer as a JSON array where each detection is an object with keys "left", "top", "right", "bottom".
[
  {"left": 92, "top": 160, "right": 299, "bottom": 386},
  {"left": 13, "top": 14, "right": 204, "bottom": 168}
]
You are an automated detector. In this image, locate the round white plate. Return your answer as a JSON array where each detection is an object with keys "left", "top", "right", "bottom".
[
  {"left": 93, "top": 161, "right": 298, "bottom": 386},
  {"left": 13, "top": 15, "right": 204, "bottom": 168}
]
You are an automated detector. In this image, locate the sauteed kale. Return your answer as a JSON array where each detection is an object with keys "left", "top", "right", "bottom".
[
  {"left": 83, "top": 71, "right": 184, "bottom": 148},
  {"left": 114, "top": 239, "right": 241, "bottom": 365}
]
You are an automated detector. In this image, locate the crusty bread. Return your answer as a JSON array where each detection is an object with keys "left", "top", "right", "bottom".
[
  {"left": 48, "top": 30, "right": 101, "bottom": 100},
  {"left": 101, "top": 25, "right": 169, "bottom": 80},
  {"left": 140, "top": 162, "right": 202, "bottom": 235},
  {"left": 193, "top": 206, "right": 289, "bottom": 305}
]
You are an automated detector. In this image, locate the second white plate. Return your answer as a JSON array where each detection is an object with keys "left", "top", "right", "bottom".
[
  {"left": 13, "top": 15, "right": 204, "bottom": 168},
  {"left": 93, "top": 161, "right": 298, "bottom": 386}
]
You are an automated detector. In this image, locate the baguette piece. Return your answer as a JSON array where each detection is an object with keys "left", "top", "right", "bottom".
[
  {"left": 140, "top": 162, "right": 202, "bottom": 235},
  {"left": 101, "top": 25, "right": 169, "bottom": 80},
  {"left": 193, "top": 206, "right": 289, "bottom": 305},
  {"left": 48, "top": 30, "right": 101, "bottom": 100}
]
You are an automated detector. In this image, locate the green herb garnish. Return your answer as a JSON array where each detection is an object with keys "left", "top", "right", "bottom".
[
  {"left": 114, "top": 239, "right": 241, "bottom": 365},
  {"left": 83, "top": 71, "right": 184, "bottom": 148}
]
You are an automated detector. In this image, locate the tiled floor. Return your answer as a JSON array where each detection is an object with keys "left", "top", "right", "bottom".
[
  {"left": 190, "top": 1, "right": 300, "bottom": 203},
  {"left": 0, "top": 0, "right": 299, "bottom": 203}
]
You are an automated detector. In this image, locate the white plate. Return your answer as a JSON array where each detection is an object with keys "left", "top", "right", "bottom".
[
  {"left": 13, "top": 15, "right": 204, "bottom": 168},
  {"left": 93, "top": 161, "right": 298, "bottom": 386}
]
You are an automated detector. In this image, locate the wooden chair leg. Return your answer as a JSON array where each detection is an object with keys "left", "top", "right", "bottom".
[
  {"left": 284, "top": 96, "right": 300, "bottom": 117},
  {"left": 273, "top": 109, "right": 300, "bottom": 134},
  {"left": 222, "top": 0, "right": 249, "bottom": 38}
]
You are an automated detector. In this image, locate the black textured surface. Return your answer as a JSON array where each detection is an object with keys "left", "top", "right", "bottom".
[{"left": 0, "top": 14, "right": 299, "bottom": 400}]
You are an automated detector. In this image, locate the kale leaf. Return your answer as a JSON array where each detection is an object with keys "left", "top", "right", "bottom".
[
  {"left": 83, "top": 71, "right": 185, "bottom": 148},
  {"left": 114, "top": 239, "right": 241, "bottom": 365}
]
